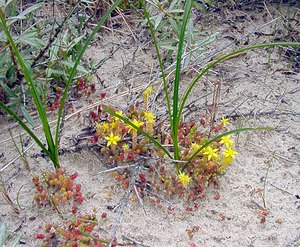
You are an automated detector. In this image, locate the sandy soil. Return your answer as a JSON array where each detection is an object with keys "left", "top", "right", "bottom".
[{"left": 0, "top": 2, "right": 299, "bottom": 247}]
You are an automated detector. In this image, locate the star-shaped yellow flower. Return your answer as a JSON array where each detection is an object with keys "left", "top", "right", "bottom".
[
  {"left": 191, "top": 143, "right": 200, "bottom": 152},
  {"left": 143, "top": 86, "right": 153, "bottom": 97},
  {"left": 220, "top": 135, "right": 234, "bottom": 148},
  {"left": 144, "top": 112, "right": 155, "bottom": 124},
  {"left": 113, "top": 110, "right": 123, "bottom": 122},
  {"left": 178, "top": 171, "right": 192, "bottom": 188},
  {"left": 105, "top": 132, "right": 121, "bottom": 146},
  {"left": 223, "top": 148, "right": 238, "bottom": 159},
  {"left": 110, "top": 121, "right": 118, "bottom": 129},
  {"left": 221, "top": 117, "right": 229, "bottom": 126},
  {"left": 203, "top": 146, "right": 219, "bottom": 161},
  {"left": 102, "top": 122, "right": 109, "bottom": 132},
  {"left": 115, "top": 110, "right": 123, "bottom": 116},
  {"left": 96, "top": 122, "right": 101, "bottom": 130},
  {"left": 128, "top": 119, "right": 144, "bottom": 132}
]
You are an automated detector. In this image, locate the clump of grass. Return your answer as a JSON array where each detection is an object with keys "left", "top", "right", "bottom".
[{"left": 0, "top": 0, "right": 122, "bottom": 169}]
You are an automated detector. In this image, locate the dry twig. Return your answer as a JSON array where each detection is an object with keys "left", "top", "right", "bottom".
[
  {"left": 121, "top": 235, "right": 151, "bottom": 247},
  {"left": 108, "top": 166, "right": 140, "bottom": 247}
]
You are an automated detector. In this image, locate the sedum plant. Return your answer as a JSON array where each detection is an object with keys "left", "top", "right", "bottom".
[{"left": 104, "top": 0, "right": 300, "bottom": 187}]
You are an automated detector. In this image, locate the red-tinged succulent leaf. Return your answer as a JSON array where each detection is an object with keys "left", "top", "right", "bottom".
[
  {"left": 35, "top": 233, "right": 45, "bottom": 239},
  {"left": 70, "top": 172, "right": 78, "bottom": 180}
]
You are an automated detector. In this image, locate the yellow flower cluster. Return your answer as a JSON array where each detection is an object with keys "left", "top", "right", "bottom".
[
  {"left": 178, "top": 118, "right": 238, "bottom": 187},
  {"left": 96, "top": 122, "right": 109, "bottom": 136},
  {"left": 199, "top": 135, "right": 238, "bottom": 172},
  {"left": 94, "top": 107, "right": 158, "bottom": 152}
]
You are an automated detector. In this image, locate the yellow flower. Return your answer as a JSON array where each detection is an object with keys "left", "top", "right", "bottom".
[
  {"left": 113, "top": 110, "right": 123, "bottom": 122},
  {"left": 220, "top": 135, "right": 234, "bottom": 148},
  {"left": 219, "top": 148, "right": 238, "bottom": 167},
  {"left": 102, "top": 122, "right": 109, "bottom": 132},
  {"left": 128, "top": 119, "right": 144, "bottom": 132},
  {"left": 203, "top": 146, "right": 219, "bottom": 161},
  {"left": 178, "top": 171, "right": 192, "bottom": 188},
  {"left": 223, "top": 148, "right": 238, "bottom": 159},
  {"left": 110, "top": 121, "right": 118, "bottom": 129},
  {"left": 144, "top": 112, "right": 155, "bottom": 124},
  {"left": 105, "top": 132, "right": 121, "bottom": 146},
  {"left": 115, "top": 110, "right": 123, "bottom": 116},
  {"left": 143, "top": 86, "right": 153, "bottom": 97},
  {"left": 191, "top": 143, "right": 200, "bottom": 152},
  {"left": 221, "top": 117, "right": 229, "bottom": 126},
  {"left": 96, "top": 122, "right": 101, "bottom": 131}
]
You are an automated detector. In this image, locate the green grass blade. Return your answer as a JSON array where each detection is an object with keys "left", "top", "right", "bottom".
[
  {"left": 172, "top": 0, "right": 193, "bottom": 161},
  {"left": 178, "top": 42, "right": 300, "bottom": 124},
  {"left": 55, "top": 0, "right": 122, "bottom": 161},
  {"left": 0, "top": 8, "right": 57, "bottom": 164},
  {"left": 140, "top": 0, "right": 172, "bottom": 131},
  {"left": 0, "top": 101, "right": 58, "bottom": 166},
  {"left": 181, "top": 127, "right": 273, "bottom": 172},
  {"left": 103, "top": 107, "right": 173, "bottom": 159}
]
